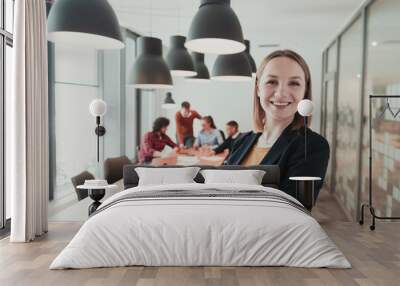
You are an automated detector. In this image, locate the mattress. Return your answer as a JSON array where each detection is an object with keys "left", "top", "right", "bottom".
[{"left": 50, "top": 183, "right": 350, "bottom": 269}]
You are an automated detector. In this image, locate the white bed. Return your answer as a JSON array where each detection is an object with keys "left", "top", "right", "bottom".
[{"left": 50, "top": 183, "right": 350, "bottom": 269}]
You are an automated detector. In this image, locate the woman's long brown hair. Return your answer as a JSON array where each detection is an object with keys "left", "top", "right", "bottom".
[
  {"left": 253, "top": 49, "right": 312, "bottom": 132},
  {"left": 202, "top": 115, "right": 217, "bottom": 129}
]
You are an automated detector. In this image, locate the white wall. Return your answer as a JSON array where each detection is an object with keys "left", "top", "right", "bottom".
[
  {"left": 142, "top": 89, "right": 167, "bottom": 137},
  {"left": 165, "top": 76, "right": 253, "bottom": 140},
  {"left": 54, "top": 46, "right": 100, "bottom": 190},
  {"left": 295, "top": 48, "right": 322, "bottom": 132},
  {"left": 102, "top": 50, "right": 122, "bottom": 159}
]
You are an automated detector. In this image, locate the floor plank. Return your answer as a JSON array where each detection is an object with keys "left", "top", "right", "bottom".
[{"left": 0, "top": 191, "right": 399, "bottom": 286}]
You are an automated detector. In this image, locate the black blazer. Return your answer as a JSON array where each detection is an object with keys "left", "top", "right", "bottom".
[
  {"left": 213, "top": 133, "right": 242, "bottom": 154},
  {"left": 226, "top": 124, "right": 330, "bottom": 199}
]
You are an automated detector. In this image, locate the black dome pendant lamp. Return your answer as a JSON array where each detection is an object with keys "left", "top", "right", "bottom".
[
  {"left": 244, "top": 40, "right": 257, "bottom": 77},
  {"left": 212, "top": 53, "right": 252, "bottom": 81},
  {"left": 186, "top": 52, "right": 210, "bottom": 82},
  {"left": 166, "top": 36, "right": 197, "bottom": 77},
  {"left": 162, "top": 92, "right": 177, "bottom": 109},
  {"left": 47, "top": 0, "right": 124, "bottom": 49},
  {"left": 129, "top": 37, "right": 173, "bottom": 89},
  {"left": 185, "top": 0, "right": 245, "bottom": 55}
]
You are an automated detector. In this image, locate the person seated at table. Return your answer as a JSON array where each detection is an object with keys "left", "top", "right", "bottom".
[
  {"left": 175, "top": 101, "right": 202, "bottom": 148},
  {"left": 193, "top": 116, "right": 224, "bottom": 150},
  {"left": 212, "top": 120, "right": 242, "bottom": 155},
  {"left": 138, "top": 117, "right": 178, "bottom": 163}
]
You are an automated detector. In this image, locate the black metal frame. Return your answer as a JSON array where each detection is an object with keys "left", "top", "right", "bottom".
[
  {"left": 47, "top": 1, "right": 56, "bottom": 201},
  {"left": 294, "top": 180, "right": 315, "bottom": 211},
  {"left": 121, "top": 28, "right": 142, "bottom": 158},
  {"left": 359, "top": 95, "right": 400, "bottom": 230},
  {"left": 0, "top": 0, "right": 14, "bottom": 231},
  {"left": 94, "top": 116, "right": 106, "bottom": 162},
  {"left": 87, "top": 189, "right": 105, "bottom": 216}
]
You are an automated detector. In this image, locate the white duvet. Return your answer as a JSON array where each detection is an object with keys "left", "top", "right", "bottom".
[{"left": 50, "top": 183, "right": 350, "bottom": 269}]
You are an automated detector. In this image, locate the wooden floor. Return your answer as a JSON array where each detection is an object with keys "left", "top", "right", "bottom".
[{"left": 0, "top": 191, "right": 399, "bottom": 286}]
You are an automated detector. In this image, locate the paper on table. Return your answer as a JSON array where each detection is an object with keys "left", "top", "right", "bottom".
[
  {"left": 84, "top": 179, "right": 108, "bottom": 186},
  {"left": 200, "top": 156, "right": 223, "bottom": 161},
  {"left": 177, "top": 156, "right": 199, "bottom": 165}
]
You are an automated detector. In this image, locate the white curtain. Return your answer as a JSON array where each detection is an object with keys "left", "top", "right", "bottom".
[{"left": 10, "top": 0, "right": 49, "bottom": 242}]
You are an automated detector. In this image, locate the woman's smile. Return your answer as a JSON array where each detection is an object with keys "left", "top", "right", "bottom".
[
  {"left": 257, "top": 56, "right": 306, "bottom": 121},
  {"left": 269, "top": 100, "right": 293, "bottom": 107}
]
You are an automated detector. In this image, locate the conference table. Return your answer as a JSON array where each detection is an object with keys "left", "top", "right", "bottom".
[{"left": 151, "top": 148, "right": 228, "bottom": 166}]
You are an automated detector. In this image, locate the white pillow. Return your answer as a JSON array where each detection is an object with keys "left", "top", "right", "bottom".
[
  {"left": 135, "top": 167, "right": 201, "bottom": 186},
  {"left": 200, "top": 169, "right": 266, "bottom": 185}
]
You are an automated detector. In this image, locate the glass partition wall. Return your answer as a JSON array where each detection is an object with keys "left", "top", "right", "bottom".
[
  {"left": 361, "top": 0, "right": 400, "bottom": 218},
  {"left": 321, "top": 41, "right": 338, "bottom": 194},
  {"left": 335, "top": 17, "right": 363, "bottom": 218},
  {"left": 321, "top": 0, "right": 400, "bottom": 219}
]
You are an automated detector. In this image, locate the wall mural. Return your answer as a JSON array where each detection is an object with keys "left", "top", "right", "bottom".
[{"left": 321, "top": 0, "right": 400, "bottom": 220}]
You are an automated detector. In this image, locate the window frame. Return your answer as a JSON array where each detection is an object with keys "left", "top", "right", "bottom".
[{"left": 0, "top": 0, "right": 14, "bottom": 233}]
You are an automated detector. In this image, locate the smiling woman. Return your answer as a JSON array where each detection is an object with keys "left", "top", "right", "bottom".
[
  {"left": 226, "top": 50, "right": 329, "bottom": 201},
  {"left": 254, "top": 50, "right": 312, "bottom": 131}
]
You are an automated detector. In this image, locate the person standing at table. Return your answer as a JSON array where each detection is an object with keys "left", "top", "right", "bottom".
[
  {"left": 175, "top": 101, "right": 202, "bottom": 148},
  {"left": 138, "top": 117, "right": 178, "bottom": 164},
  {"left": 212, "top": 120, "right": 242, "bottom": 155}
]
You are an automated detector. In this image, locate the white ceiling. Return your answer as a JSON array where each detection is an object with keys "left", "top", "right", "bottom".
[{"left": 109, "top": 0, "right": 364, "bottom": 54}]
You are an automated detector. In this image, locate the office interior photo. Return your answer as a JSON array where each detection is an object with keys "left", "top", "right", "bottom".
[{"left": 0, "top": 0, "right": 399, "bottom": 285}]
